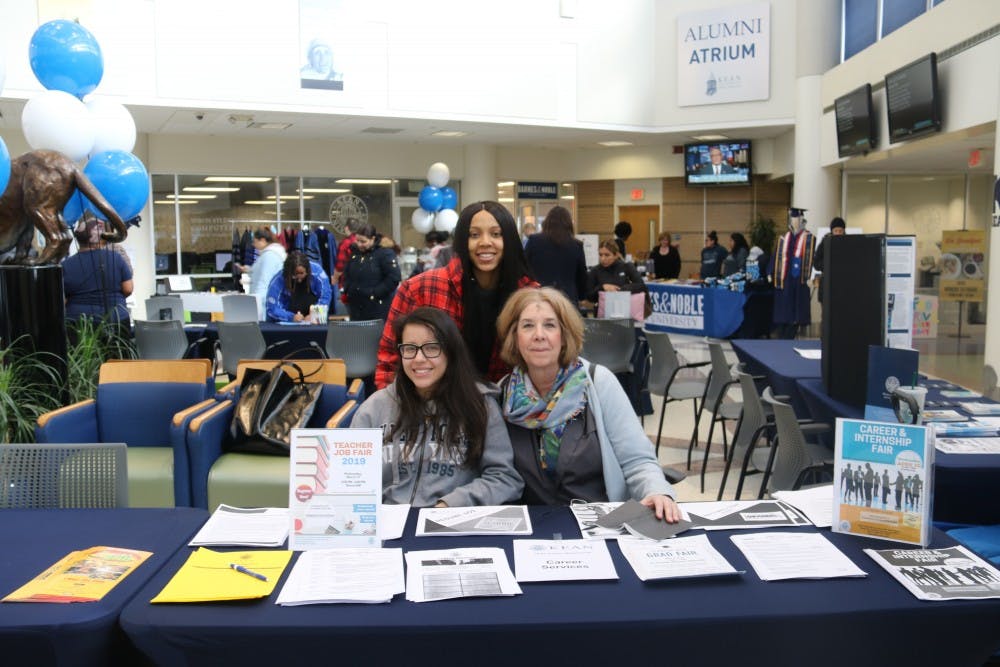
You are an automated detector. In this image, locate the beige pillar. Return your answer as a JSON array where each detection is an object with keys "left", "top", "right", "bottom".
[{"left": 461, "top": 144, "right": 498, "bottom": 206}]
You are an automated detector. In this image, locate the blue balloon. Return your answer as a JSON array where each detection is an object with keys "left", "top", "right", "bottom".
[
  {"left": 29, "top": 20, "right": 104, "bottom": 97},
  {"left": 62, "top": 190, "right": 87, "bottom": 226},
  {"left": 418, "top": 185, "right": 443, "bottom": 213},
  {"left": 440, "top": 187, "right": 457, "bottom": 211},
  {"left": 81, "top": 151, "right": 149, "bottom": 222},
  {"left": 0, "top": 138, "right": 10, "bottom": 197}
]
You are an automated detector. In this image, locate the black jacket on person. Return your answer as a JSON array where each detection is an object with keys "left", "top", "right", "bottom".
[
  {"left": 524, "top": 233, "right": 588, "bottom": 303},
  {"left": 649, "top": 244, "right": 681, "bottom": 279},
  {"left": 586, "top": 259, "right": 646, "bottom": 302},
  {"left": 343, "top": 244, "right": 401, "bottom": 321},
  {"left": 700, "top": 244, "right": 728, "bottom": 279}
]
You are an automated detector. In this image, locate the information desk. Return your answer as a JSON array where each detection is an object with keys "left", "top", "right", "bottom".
[
  {"left": 798, "top": 377, "right": 1000, "bottom": 526},
  {"left": 185, "top": 322, "right": 330, "bottom": 359},
  {"left": 645, "top": 283, "right": 746, "bottom": 338},
  {"left": 120, "top": 507, "right": 1000, "bottom": 667},
  {"left": 0, "top": 508, "right": 207, "bottom": 665}
]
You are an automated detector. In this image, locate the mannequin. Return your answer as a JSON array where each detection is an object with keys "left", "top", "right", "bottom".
[{"left": 772, "top": 207, "right": 815, "bottom": 339}]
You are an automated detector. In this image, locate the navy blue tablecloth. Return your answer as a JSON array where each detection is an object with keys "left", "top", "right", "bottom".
[
  {"left": 120, "top": 506, "right": 1000, "bottom": 667},
  {"left": 0, "top": 508, "right": 207, "bottom": 665},
  {"left": 798, "top": 376, "right": 1000, "bottom": 525},
  {"left": 731, "top": 339, "right": 821, "bottom": 416},
  {"left": 645, "top": 283, "right": 746, "bottom": 338}
]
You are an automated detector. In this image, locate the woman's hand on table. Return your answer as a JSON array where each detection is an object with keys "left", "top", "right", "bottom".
[{"left": 641, "top": 494, "right": 681, "bottom": 523}]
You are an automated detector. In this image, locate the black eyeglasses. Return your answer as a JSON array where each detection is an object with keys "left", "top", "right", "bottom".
[{"left": 397, "top": 342, "right": 443, "bottom": 359}]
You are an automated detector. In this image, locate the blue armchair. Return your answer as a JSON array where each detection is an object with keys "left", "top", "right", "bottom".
[
  {"left": 36, "top": 359, "right": 216, "bottom": 507},
  {"left": 181, "top": 359, "right": 364, "bottom": 509}
]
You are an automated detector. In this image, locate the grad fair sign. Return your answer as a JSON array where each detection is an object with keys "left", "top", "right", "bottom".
[{"left": 677, "top": 3, "right": 770, "bottom": 107}]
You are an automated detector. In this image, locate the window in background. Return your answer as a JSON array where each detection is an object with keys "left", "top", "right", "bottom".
[
  {"left": 843, "top": 0, "right": 879, "bottom": 61},
  {"left": 881, "top": 0, "right": 927, "bottom": 37}
]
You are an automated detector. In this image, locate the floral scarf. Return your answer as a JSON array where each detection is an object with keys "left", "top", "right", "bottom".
[{"left": 502, "top": 361, "right": 588, "bottom": 473}]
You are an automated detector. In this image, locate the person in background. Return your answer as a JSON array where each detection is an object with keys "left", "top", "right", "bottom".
[
  {"left": 343, "top": 224, "right": 401, "bottom": 322},
  {"left": 585, "top": 239, "right": 646, "bottom": 303},
  {"left": 697, "top": 146, "right": 735, "bottom": 175},
  {"left": 649, "top": 231, "right": 681, "bottom": 280},
  {"left": 496, "top": 287, "right": 680, "bottom": 519},
  {"left": 613, "top": 221, "right": 632, "bottom": 257},
  {"left": 266, "top": 250, "right": 332, "bottom": 323},
  {"left": 520, "top": 221, "right": 537, "bottom": 248},
  {"left": 722, "top": 232, "right": 750, "bottom": 277},
  {"left": 237, "top": 227, "right": 286, "bottom": 320},
  {"left": 524, "top": 205, "right": 587, "bottom": 304},
  {"left": 375, "top": 201, "right": 538, "bottom": 388},
  {"left": 351, "top": 307, "right": 523, "bottom": 507},
  {"left": 700, "top": 230, "right": 728, "bottom": 279},
  {"left": 332, "top": 217, "right": 360, "bottom": 300},
  {"left": 62, "top": 215, "right": 133, "bottom": 339},
  {"left": 813, "top": 217, "right": 846, "bottom": 303}
]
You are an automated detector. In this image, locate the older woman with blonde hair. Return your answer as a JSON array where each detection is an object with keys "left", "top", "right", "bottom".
[{"left": 496, "top": 287, "right": 680, "bottom": 520}]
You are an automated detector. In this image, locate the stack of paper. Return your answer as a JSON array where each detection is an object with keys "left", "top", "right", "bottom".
[
  {"left": 150, "top": 548, "right": 292, "bottom": 603},
  {"left": 415, "top": 506, "right": 532, "bottom": 536},
  {"left": 921, "top": 409, "right": 968, "bottom": 422},
  {"left": 928, "top": 420, "right": 999, "bottom": 438},
  {"left": 866, "top": 546, "right": 1000, "bottom": 600},
  {"left": 513, "top": 540, "right": 618, "bottom": 582},
  {"left": 681, "top": 500, "right": 810, "bottom": 530},
  {"left": 935, "top": 437, "right": 1000, "bottom": 454},
  {"left": 569, "top": 501, "right": 628, "bottom": 540},
  {"left": 618, "top": 534, "right": 740, "bottom": 582},
  {"left": 3, "top": 546, "right": 151, "bottom": 603},
  {"left": 940, "top": 389, "right": 981, "bottom": 399},
  {"left": 958, "top": 402, "right": 1000, "bottom": 416},
  {"left": 189, "top": 505, "right": 290, "bottom": 547},
  {"left": 404, "top": 548, "right": 521, "bottom": 602},
  {"left": 730, "top": 532, "right": 867, "bottom": 581},
  {"left": 276, "top": 548, "right": 404, "bottom": 605},
  {"left": 771, "top": 485, "right": 834, "bottom": 527}
]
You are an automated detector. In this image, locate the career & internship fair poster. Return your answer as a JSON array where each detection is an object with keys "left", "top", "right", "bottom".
[
  {"left": 289, "top": 428, "right": 381, "bottom": 550},
  {"left": 677, "top": 2, "right": 770, "bottom": 107},
  {"left": 833, "top": 419, "right": 933, "bottom": 547}
]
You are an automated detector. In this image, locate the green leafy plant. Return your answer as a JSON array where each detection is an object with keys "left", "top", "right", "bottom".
[
  {"left": 748, "top": 213, "right": 778, "bottom": 253},
  {"left": 0, "top": 336, "right": 63, "bottom": 444},
  {"left": 65, "top": 316, "right": 136, "bottom": 404}
]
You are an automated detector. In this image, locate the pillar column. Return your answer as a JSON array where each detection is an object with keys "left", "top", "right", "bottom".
[
  {"left": 461, "top": 144, "right": 497, "bottom": 206},
  {"left": 983, "top": 98, "right": 1000, "bottom": 375}
]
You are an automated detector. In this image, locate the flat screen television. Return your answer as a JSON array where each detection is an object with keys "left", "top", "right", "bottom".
[
  {"left": 684, "top": 141, "right": 752, "bottom": 187},
  {"left": 835, "top": 83, "right": 876, "bottom": 157},
  {"left": 885, "top": 53, "right": 941, "bottom": 144}
]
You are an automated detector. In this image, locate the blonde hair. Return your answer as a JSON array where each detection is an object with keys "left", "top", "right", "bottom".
[{"left": 497, "top": 287, "right": 584, "bottom": 370}]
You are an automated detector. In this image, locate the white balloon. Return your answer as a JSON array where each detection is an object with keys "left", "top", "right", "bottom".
[
  {"left": 426, "top": 162, "right": 450, "bottom": 188},
  {"left": 433, "top": 208, "right": 459, "bottom": 233},
  {"left": 0, "top": 53, "right": 6, "bottom": 96},
  {"left": 22, "top": 90, "right": 95, "bottom": 161},
  {"left": 85, "top": 97, "right": 137, "bottom": 155},
  {"left": 411, "top": 207, "right": 435, "bottom": 233}
]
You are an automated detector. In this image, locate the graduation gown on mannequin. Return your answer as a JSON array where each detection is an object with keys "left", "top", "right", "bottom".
[{"left": 772, "top": 228, "right": 815, "bottom": 336}]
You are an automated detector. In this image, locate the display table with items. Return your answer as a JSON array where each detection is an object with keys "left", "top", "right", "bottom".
[
  {"left": 645, "top": 282, "right": 746, "bottom": 338},
  {"left": 119, "top": 505, "right": 1000, "bottom": 667},
  {"left": 731, "top": 338, "right": 821, "bottom": 415},
  {"left": 0, "top": 508, "right": 208, "bottom": 665}
]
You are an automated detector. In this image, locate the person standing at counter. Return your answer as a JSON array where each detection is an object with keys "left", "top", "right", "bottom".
[
  {"left": 649, "top": 231, "right": 681, "bottom": 280},
  {"left": 375, "top": 201, "right": 537, "bottom": 388},
  {"left": 700, "top": 231, "right": 728, "bottom": 279},
  {"left": 342, "top": 224, "right": 401, "bottom": 322},
  {"left": 238, "top": 227, "right": 286, "bottom": 320},
  {"left": 524, "top": 205, "right": 587, "bottom": 304},
  {"left": 721, "top": 232, "right": 750, "bottom": 277},
  {"left": 266, "top": 251, "right": 332, "bottom": 323},
  {"left": 585, "top": 239, "right": 646, "bottom": 302}
]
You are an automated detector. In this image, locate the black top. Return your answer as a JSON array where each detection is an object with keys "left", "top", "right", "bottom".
[
  {"left": 524, "top": 234, "right": 588, "bottom": 303},
  {"left": 649, "top": 244, "right": 681, "bottom": 280},
  {"left": 465, "top": 282, "right": 501, "bottom": 377},
  {"left": 585, "top": 259, "right": 646, "bottom": 302},
  {"left": 287, "top": 279, "right": 318, "bottom": 316}
]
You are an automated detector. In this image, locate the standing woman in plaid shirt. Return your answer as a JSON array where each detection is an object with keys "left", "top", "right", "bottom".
[{"left": 376, "top": 201, "right": 537, "bottom": 388}]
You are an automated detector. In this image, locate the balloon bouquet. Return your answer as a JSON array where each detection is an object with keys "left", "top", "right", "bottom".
[
  {"left": 411, "top": 162, "right": 458, "bottom": 235},
  {"left": 14, "top": 20, "right": 149, "bottom": 226}
]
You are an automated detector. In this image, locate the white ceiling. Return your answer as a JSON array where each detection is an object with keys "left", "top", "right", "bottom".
[{"left": 1, "top": 98, "right": 994, "bottom": 174}]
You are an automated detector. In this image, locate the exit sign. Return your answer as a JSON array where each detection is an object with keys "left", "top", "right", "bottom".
[{"left": 630, "top": 189, "right": 645, "bottom": 201}]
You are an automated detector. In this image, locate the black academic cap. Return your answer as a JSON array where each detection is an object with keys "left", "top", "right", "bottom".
[{"left": 789, "top": 207, "right": 807, "bottom": 217}]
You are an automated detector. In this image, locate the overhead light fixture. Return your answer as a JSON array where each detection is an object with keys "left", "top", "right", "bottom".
[
  {"left": 183, "top": 186, "right": 239, "bottom": 192},
  {"left": 154, "top": 199, "right": 197, "bottom": 205},
  {"left": 167, "top": 194, "right": 216, "bottom": 199},
  {"left": 497, "top": 181, "right": 515, "bottom": 187},
  {"left": 228, "top": 113, "right": 254, "bottom": 124},
  {"left": 560, "top": 195, "right": 575, "bottom": 200},
  {"left": 432, "top": 130, "right": 469, "bottom": 137},
  {"left": 561, "top": 183, "right": 573, "bottom": 187},
  {"left": 205, "top": 176, "right": 272, "bottom": 183},
  {"left": 597, "top": 140, "right": 633, "bottom": 147},
  {"left": 335, "top": 178, "right": 392, "bottom": 184},
  {"left": 498, "top": 197, "right": 515, "bottom": 203},
  {"left": 248, "top": 121, "right": 292, "bottom": 130},
  {"left": 299, "top": 188, "right": 351, "bottom": 194},
  {"left": 243, "top": 200, "right": 279, "bottom": 205},
  {"left": 691, "top": 134, "right": 729, "bottom": 141},
  {"left": 922, "top": 176, "right": 935, "bottom": 181},
  {"left": 867, "top": 178, "right": 881, "bottom": 183},
  {"left": 267, "top": 194, "right": 314, "bottom": 200}
]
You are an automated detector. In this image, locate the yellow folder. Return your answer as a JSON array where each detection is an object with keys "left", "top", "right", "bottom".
[{"left": 150, "top": 547, "right": 292, "bottom": 603}]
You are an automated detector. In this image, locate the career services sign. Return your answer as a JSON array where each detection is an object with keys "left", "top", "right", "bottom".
[{"left": 677, "top": 2, "right": 770, "bottom": 107}]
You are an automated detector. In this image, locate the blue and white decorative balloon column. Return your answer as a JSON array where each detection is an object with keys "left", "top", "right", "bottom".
[{"left": 412, "top": 162, "right": 459, "bottom": 235}]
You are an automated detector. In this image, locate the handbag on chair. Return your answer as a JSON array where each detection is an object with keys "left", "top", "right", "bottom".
[{"left": 228, "top": 361, "right": 323, "bottom": 455}]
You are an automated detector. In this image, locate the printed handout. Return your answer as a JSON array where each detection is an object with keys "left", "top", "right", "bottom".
[
  {"left": 405, "top": 548, "right": 521, "bottom": 602},
  {"left": 617, "top": 534, "right": 741, "bottom": 582},
  {"left": 730, "top": 532, "right": 867, "bottom": 581},
  {"left": 189, "top": 505, "right": 290, "bottom": 547},
  {"left": 415, "top": 506, "right": 532, "bottom": 536},
  {"left": 276, "top": 548, "right": 404, "bottom": 605},
  {"left": 935, "top": 437, "right": 1000, "bottom": 454},
  {"left": 513, "top": 539, "right": 618, "bottom": 582},
  {"left": 866, "top": 546, "right": 1000, "bottom": 600}
]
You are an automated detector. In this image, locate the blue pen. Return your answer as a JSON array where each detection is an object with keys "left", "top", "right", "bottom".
[{"left": 229, "top": 563, "right": 268, "bottom": 582}]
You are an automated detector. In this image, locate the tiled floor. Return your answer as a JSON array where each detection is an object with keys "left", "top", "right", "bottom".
[{"left": 649, "top": 331, "right": 988, "bottom": 504}]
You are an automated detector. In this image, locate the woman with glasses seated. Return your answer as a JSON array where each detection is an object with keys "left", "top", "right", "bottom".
[
  {"left": 351, "top": 307, "right": 523, "bottom": 507},
  {"left": 496, "top": 287, "right": 679, "bottom": 521}
]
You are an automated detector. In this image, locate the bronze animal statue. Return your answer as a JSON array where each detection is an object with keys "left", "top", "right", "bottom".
[{"left": 0, "top": 149, "right": 128, "bottom": 266}]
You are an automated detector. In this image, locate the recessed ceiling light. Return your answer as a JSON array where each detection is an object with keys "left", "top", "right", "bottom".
[
  {"left": 267, "top": 194, "right": 313, "bottom": 200},
  {"left": 498, "top": 197, "right": 515, "bottom": 203},
  {"left": 299, "top": 188, "right": 351, "bottom": 194},
  {"left": 432, "top": 130, "right": 469, "bottom": 137},
  {"left": 691, "top": 134, "right": 729, "bottom": 141},
  {"left": 867, "top": 178, "right": 881, "bottom": 183},
  {"left": 243, "top": 200, "right": 278, "bottom": 205},
  {"left": 497, "top": 181, "right": 515, "bottom": 187},
  {"left": 597, "top": 140, "right": 633, "bottom": 147},
  {"left": 560, "top": 195, "right": 575, "bottom": 200},
  {"left": 167, "top": 194, "right": 216, "bottom": 199},
  {"left": 561, "top": 183, "right": 573, "bottom": 187},
  {"left": 248, "top": 121, "right": 292, "bottom": 130},
  {"left": 154, "top": 199, "right": 197, "bottom": 205},
  {"left": 205, "top": 176, "right": 272, "bottom": 183},
  {"left": 335, "top": 179, "right": 393, "bottom": 184},
  {"left": 183, "top": 186, "right": 239, "bottom": 192},
  {"left": 361, "top": 127, "right": 404, "bottom": 134}
]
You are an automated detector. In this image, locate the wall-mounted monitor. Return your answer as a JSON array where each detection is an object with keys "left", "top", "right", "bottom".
[
  {"left": 835, "top": 83, "right": 876, "bottom": 157},
  {"left": 684, "top": 141, "right": 752, "bottom": 187},
  {"left": 885, "top": 53, "right": 941, "bottom": 144}
]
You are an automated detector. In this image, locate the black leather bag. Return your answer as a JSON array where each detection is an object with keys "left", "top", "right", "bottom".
[{"left": 228, "top": 361, "right": 323, "bottom": 455}]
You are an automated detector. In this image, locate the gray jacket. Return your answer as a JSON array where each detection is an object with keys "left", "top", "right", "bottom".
[
  {"left": 350, "top": 382, "right": 523, "bottom": 507},
  {"left": 582, "top": 359, "right": 675, "bottom": 501}
]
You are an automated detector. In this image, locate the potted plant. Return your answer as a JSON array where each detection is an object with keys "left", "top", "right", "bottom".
[
  {"left": 0, "top": 336, "right": 63, "bottom": 443},
  {"left": 747, "top": 213, "right": 778, "bottom": 254},
  {"left": 65, "top": 316, "right": 136, "bottom": 404}
]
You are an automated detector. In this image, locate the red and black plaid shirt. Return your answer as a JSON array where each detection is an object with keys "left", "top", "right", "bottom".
[{"left": 375, "top": 257, "right": 537, "bottom": 388}]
